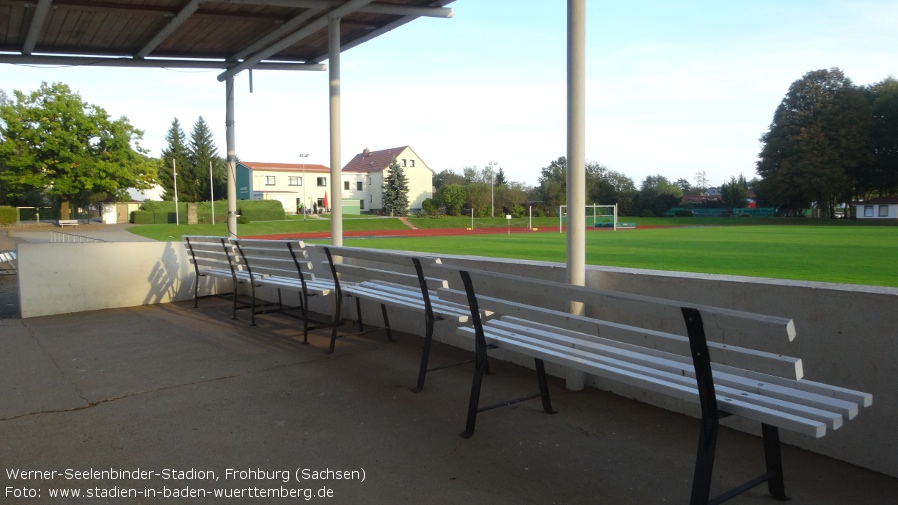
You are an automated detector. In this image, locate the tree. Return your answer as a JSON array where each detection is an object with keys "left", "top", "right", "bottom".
[
  {"left": 757, "top": 68, "right": 874, "bottom": 217},
  {"left": 158, "top": 118, "right": 190, "bottom": 202},
  {"left": 636, "top": 175, "right": 682, "bottom": 216},
  {"left": 537, "top": 157, "right": 566, "bottom": 214},
  {"left": 437, "top": 183, "right": 466, "bottom": 216},
  {"left": 694, "top": 171, "right": 709, "bottom": 193},
  {"left": 862, "top": 77, "right": 898, "bottom": 197},
  {"left": 382, "top": 158, "right": 409, "bottom": 216},
  {"left": 495, "top": 167, "right": 507, "bottom": 186},
  {"left": 0, "top": 82, "right": 155, "bottom": 215},
  {"left": 720, "top": 175, "right": 749, "bottom": 209},
  {"left": 188, "top": 116, "right": 226, "bottom": 202}
]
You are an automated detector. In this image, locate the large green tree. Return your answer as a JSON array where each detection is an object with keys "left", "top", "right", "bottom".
[
  {"left": 382, "top": 158, "right": 409, "bottom": 216},
  {"left": 757, "top": 68, "right": 874, "bottom": 217},
  {"left": 862, "top": 77, "right": 898, "bottom": 197},
  {"left": 188, "top": 116, "right": 226, "bottom": 202},
  {"left": 0, "top": 82, "right": 155, "bottom": 214},
  {"left": 158, "top": 118, "right": 190, "bottom": 202}
]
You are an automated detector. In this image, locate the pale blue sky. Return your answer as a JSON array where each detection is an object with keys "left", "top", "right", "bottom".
[{"left": 2, "top": 0, "right": 896, "bottom": 188}]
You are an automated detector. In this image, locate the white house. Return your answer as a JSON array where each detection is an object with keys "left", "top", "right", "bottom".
[
  {"left": 341, "top": 146, "right": 433, "bottom": 213},
  {"left": 236, "top": 161, "right": 331, "bottom": 214},
  {"left": 857, "top": 197, "right": 898, "bottom": 220}
]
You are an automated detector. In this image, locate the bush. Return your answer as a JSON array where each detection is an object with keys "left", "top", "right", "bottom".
[
  {"left": 421, "top": 198, "right": 439, "bottom": 217},
  {"left": 131, "top": 199, "right": 285, "bottom": 224},
  {"left": 0, "top": 206, "right": 16, "bottom": 226}
]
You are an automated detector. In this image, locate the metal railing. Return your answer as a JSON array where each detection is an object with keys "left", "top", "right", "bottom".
[{"left": 50, "top": 231, "right": 107, "bottom": 243}]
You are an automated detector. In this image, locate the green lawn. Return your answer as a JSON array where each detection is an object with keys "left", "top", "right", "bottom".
[
  {"left": 341, "top": 226, "right": 898, "bottom": 287},
  {"left": 128, "top": 218, "right": 898, "bottom": 287}
]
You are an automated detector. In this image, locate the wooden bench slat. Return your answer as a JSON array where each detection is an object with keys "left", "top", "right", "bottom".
[
  {"left": 436, "top": 265, "right": 796, "bottom": 343},
  {"left": 465, "top": 326, "right": 827, "bottom": 438},
  {"left": 479, "top": 321, "right": 849, "bottom": 428}
]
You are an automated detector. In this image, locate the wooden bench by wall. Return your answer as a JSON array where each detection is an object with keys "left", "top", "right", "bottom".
[
  {"left": 232, "top": 238, "right": 334, "bottom": 343},
  {"left": 322, "top": 246, "right": 475, "bottom": 392},
  {"left": 434, "top": 263, "right": 872, "bottom": 505}
]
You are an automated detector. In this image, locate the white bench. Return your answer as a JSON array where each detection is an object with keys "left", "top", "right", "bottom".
[
  {"left": 231, "top": 238, "right": 334, "bottom": 343},
  {"left": 435, "top": 264, "right": 872, "bottom": 505},
  {"left": 322, "top": 246, "right": 477, "bottom": 391},
  {"left": 183, "top": 235, "right": 250, "bottom": 318},
  {"left": 57, "top": 219, "right": 79, "bottom": 227},
  {"left": 0, "top": 251, "right": 16, "bottom": 274}
]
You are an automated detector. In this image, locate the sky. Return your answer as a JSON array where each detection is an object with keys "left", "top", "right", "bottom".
[{"left": 2, "top": 0, "right": 897, "bottom": 189}]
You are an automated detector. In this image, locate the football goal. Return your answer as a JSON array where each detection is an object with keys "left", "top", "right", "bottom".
[{"left": 558, "top": 204, "right": 618, "bottom": 232}]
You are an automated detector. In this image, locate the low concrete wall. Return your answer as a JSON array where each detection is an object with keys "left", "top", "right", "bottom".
[
  {"left": 14, "top": 242, "right": 897, "bottom": 477},
  {"left": 17, "top": 242, "right": 228, "bottom": 318}
]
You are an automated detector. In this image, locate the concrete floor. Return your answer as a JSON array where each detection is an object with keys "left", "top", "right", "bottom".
[{"left": 1, "top": 294, "right": 896, "bottom": 504}]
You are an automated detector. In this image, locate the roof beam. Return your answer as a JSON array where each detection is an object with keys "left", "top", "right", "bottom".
[
  {"left": 216, "top": 0, "right": 376, "bottom": 82},
  {"left": 135, "top": 0, "right": 204, "bottom": 59},
  {"left": 220, "top": 0, "right": 452, "bottom": 18},
  {"left": 0, "top": 54, "right": 325, "bottom": 71},
  {"left": 308, "top": 0, "right": 454, "bottom": 63},
  {"left": 229, "top": 7, "right": 321, "bottom": 61},
  {"left": 22, "top": 0, "right": 53, "bottom": 55}
]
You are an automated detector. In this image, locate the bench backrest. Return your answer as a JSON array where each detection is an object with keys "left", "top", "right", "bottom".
[
  {"left": 324, "top": 246, "right": 447, "bottom": 292},
  {"left": 232, "top": 238, "right": 315, "bottom": 283},
  {"left": 183, "top": 235, "right": 240, "bottom": 275},
  {"left": 435, "top": 263, "right": 803, "bottom": 380}
]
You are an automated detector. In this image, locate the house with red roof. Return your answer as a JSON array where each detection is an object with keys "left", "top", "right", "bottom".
[
  {"left": 342, "top": 146, "right": 434, "bottom": 213},
  {"left": 236, "top": 161, "right": 331, "bottom": 214}
]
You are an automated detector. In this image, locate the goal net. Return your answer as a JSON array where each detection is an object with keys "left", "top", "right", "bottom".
[{"left": 558, "top": 204, "right": 618, "bottom": 232}]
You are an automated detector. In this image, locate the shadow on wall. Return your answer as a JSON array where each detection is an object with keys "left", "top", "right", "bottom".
[{"left": 145, "top": 241, "right": 188, "bottom": 305}]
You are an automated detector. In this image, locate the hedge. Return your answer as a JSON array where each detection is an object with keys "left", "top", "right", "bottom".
[
  {"left": 131, "top": 199, "right": 285, "bottom": 224},
  {"left": 0, "top": 206, "right": 16, "bottom": 226}
]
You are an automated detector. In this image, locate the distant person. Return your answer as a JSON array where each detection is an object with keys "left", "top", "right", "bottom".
[{"left": 313, "top": 202, "right": 318, "bottom": 214}]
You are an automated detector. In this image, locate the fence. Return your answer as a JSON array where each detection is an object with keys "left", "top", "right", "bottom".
[{"left": 50, "top": 231, "right": 107, "bottom": 243}]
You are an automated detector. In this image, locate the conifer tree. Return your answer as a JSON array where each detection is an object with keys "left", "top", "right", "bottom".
[
  {"left": 158, "top": 118, "right": 191, "bottom": 202},
  {"left": 188, "top": 116, "right": 226, "bottom": 202},
  {"left": 382, "top": 158, "right": 410, "bottom": 216}
]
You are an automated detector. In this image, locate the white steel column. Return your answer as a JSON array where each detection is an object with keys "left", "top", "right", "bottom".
[
  {"left": 329, "top": 17, "right": 343, "bottom": 245},
  {"left": 565, "top": 0, "right": 587, "bottom": 390},
  {"left": 226, "top": 75, "right": 238, "bottom": 238}
]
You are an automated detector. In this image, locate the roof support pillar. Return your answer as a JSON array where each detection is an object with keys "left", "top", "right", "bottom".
[
  {"left": 565, "top": 0, "right": 587, "bottom": 391},
  {"left": 226, "top": 75, "right": 238, "bottom": 238},
  {"left": 329, "top": 16, "right": 343, "bottom": 245}
]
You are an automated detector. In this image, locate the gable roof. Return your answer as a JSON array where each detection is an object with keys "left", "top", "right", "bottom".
[
  {"left": 239, "top": 161, "right": 329, "bottom": 173},
  {"left": 342, "top": 146, "right": 433, "bottom": 174}
]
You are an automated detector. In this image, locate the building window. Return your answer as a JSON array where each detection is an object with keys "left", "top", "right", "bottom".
[
  {"left": 317, "top": 177, "right": 327, "bottom": 187},
  {"left": 879, "top": 205, "right": 889, "bottom": 217},
  {"left": 344, "top": 181, "right": 350, "bottom": 191},
  {"left": 410, "top": 159, "right": 415, "bottom": 167},
  {"left": 288, "top": 176, "right": 301, "bottom": 186},
  {"left": 356, "top": 181, "right": 363, "bottom": 191},
  {"left": 265, "top": 176, "right": 276, "bottom": 186},
  {"left": 360, "top": 199, "right": 365, "bottom": 210},
  {"left": 864, "top": 205, "right": 874, "bottom": 217},
  {"left": 401, "top": 159, "right": 407, "bottom": 167}
]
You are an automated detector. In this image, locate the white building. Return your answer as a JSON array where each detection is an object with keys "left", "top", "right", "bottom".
[
  {"left": 342, "top": 146, "right": 433, "bottom": 213},
  {"left": 857, "top": 197, "right": 898, "bottom": 220},
  {"left": 237, "top": 161, "right": 331, "bottom": 214}
]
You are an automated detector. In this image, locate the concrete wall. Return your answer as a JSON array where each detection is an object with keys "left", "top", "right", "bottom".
[
  {"left": 16, "top": 242, "right": 229, "bottom": 318},
  {"left": 14, "top": 242, "right": 897, "bottom": 477}
]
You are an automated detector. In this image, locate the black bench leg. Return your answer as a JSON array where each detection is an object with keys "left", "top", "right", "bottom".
[
  {"left": 300, "top": 292, "right": 310, "bottom": 345},
  {"left": 762, "top": 424, "right": 789, "bottom": 500},
  {"left": 381, "top": 304, "right": 395, "bottom": 342},
  {"left": 326, "top": 294, "right": 343, "bottom": 354},
  {"left": 460, "top": 344, "right": 488, "bottom": 439},
  {"left": 535, "top": 359, "right": 556, "bottom": 414},
  {"left": 356, "top": 298, "right": 364, "bottom": 332},
  {"left": 412, "top": 309, "right": 436, "bottom": 393}
]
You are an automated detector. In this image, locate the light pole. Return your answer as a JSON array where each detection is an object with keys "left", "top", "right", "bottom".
[
  {"left": 488, "top": 161, "right": 498, "bottom": 218},
  {"left": 172, "top": 159, "right": 179, "bottom": 225},
  {"left": 299, "top": 153, "right": 309, "bottom": 220}
]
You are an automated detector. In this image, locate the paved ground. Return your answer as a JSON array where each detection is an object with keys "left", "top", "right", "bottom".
[{"left": 1, "top": 225, "right": 897, "bottom": 504}]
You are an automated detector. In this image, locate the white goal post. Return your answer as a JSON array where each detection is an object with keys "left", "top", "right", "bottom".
[{"left": 558, "top": 204, "right": 618, "bottom": 232}]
